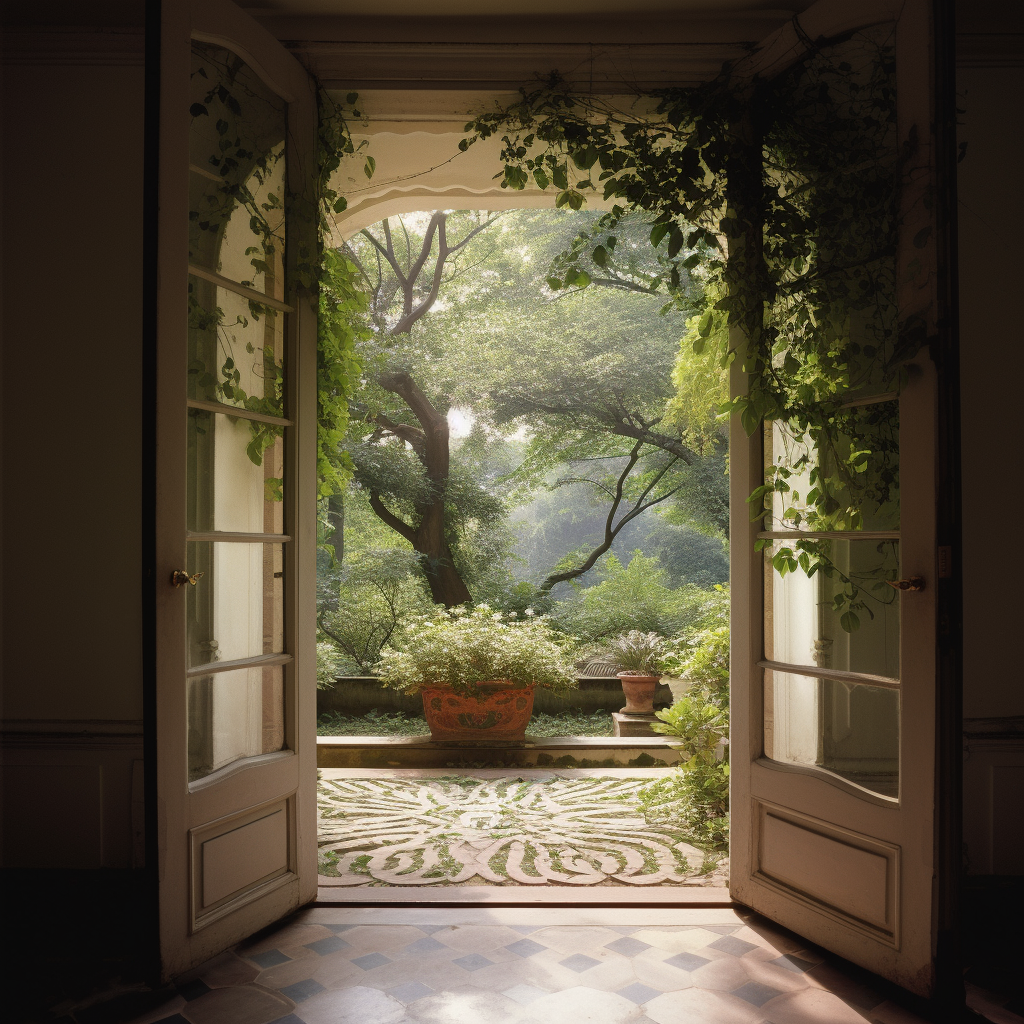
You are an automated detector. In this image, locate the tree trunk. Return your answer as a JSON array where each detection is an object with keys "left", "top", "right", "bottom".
[{"left": 368, "top": 370, "right": 475, "bottom": 608}]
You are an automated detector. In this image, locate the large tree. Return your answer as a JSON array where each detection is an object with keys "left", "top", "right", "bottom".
[
  {"left": 335, "top": 207, "right": 727, "bottom": 605},
  {"left": 341, "top": 211, "right": 503, "bottom": 605}
]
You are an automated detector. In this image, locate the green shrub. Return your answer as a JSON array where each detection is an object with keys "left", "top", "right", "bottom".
[
  {"left": 378, "top": 604, "right": 578, "bottom": 697},
  {"left": 552, "top": 553, "right": 727, "bottom": 643},
  {"left": 638, "top": 625, "right": 730, "bottom": 849},
  {"left": 317, "top": 548, "right": 433, "bottom": 674}
]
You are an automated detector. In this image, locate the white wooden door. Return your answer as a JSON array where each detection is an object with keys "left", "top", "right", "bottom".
[
  {"left": 154, "top": 0, "right": 318, "bottom": 977},
  {"left": 729, "top": 0, "right": 945, "bottom": 998}
]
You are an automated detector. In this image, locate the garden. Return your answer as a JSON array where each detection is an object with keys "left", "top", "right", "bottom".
[{"left": 312, "top": 204, "right": 733, "bottom": 872}]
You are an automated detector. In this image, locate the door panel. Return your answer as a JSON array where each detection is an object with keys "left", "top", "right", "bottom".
[
  {"left": 155, "top": 0, "right": 317, "bottom": 977},
  {"left": 729, "top": 0, "right": 941, "bottom": 998}
]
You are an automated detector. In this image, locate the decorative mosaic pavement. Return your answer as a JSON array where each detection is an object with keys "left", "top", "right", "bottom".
[{"left": 317, "top": 775, "right": 728, "bottom": 887}]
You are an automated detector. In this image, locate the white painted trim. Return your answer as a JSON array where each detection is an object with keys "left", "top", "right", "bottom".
[
  {"left": 187, "top": 398, "right": 293, "bottom": 427},
  {"left": 187, "top": 264, "right": 295, "bottom": 313}
]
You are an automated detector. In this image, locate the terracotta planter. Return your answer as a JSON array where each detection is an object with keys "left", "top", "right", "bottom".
[
  {"left": 617, "top": 672, "right": 660, "bottom": 715},
  {"left": 420, "top": 681, "right": 536, "bottom": 741}
]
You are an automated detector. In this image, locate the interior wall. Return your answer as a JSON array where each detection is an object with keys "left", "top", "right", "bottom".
[
  {"left": 956, "top": 7, "right": 1024, "bottom": 874},
  {"left": 956, "top": 63, "right": 1024, "bottom": 722},
  {"left": 1, "top": 53, "right": 146, "bottom": 869}
]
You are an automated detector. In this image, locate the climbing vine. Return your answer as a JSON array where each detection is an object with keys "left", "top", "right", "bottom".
[
  {"left": 460, "top": 25, "right": 914, "bottom": 630},
  {"left": 187, "top": 46, "right": 372, "bottom": 508}
]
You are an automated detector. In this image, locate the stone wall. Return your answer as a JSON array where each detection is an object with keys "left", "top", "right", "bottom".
[{"left": 317, "top": 676, "right": 674, "bottom": 718}]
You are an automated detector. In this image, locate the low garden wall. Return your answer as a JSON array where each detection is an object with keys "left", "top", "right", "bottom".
[{"left": 317, "top": 676, "right": 674, "bottom": 718}]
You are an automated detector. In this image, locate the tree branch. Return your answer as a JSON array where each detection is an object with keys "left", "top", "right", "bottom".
[
  {"left": 370, "top": 411, "right": 427, "bottom": 457},
  {"left": 539, "top": 441, "right": 642, "bottom": 594},
  {"left": 367, "top": 489, "right": 417, "bottom": 544}
]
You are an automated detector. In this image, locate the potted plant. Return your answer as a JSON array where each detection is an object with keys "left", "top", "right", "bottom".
[
  {"left": 607, "top": 630, "right": 667, "bottom": 715},
  {"left": 377, "top": 604, "right": 577, "bottom": 741}
]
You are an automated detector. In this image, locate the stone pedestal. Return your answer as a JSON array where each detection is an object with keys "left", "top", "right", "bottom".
[{"left": 612, "top": 712, "right": 661, "bottom": 737}]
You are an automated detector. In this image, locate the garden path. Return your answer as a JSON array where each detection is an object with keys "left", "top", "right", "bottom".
[{"left": 318, "top": 769, "right": 729, "bottom": 889}]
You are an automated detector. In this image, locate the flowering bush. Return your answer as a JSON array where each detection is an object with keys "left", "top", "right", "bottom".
[{"left": 376, "top": 604, "right": 578, "bottom": 698}]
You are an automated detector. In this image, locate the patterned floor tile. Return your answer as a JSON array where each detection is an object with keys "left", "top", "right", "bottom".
[
  {"left": 761, "top": 986, "right": 876, "bottom": 1024},
  {"left": 395, "top": 937, "right": 447, "bottom": 957},
  {"left": 186, "top": 952, "right": 259, "bottom": 989},
  {"left": 240, "top": 924, "right": 333, "bottom": 955},
  {"left": 732, "top": 980, "right": 784, "bottom": 1006},
  {"left": 531, "top": 925, "right": 623, "bottom": 953},
  {"left": 502, "top": 984, "right": 550, "bottom": 1005},
  {"left": 606, "top": 936, "right": 654, "bottom": 957},
  {"left": 645, "top": 987, "right": 766, "bottom": 1024},
  {"left": 452, "top": 952, "right": 495, "bottom": 971},
  {"left": 631, "top": 928, "right": 724, "bottom": 954},
  {"left": 128, "top": 909, "right": 938, "bottom": 1024},
  {"left": 618, "top": 982, "right": 663, "bottom": 1005},
  {"left": 662, "top": 951, "right": 712, "bottom": 972},
  {"left": 522, "top": 986, "right": 642, "bottom": 1024},
  {"left": 804, "top": 960, "right": 885, "bottom": 1010},
  {"left": 709, "top": 936, "right": 760, "bottom": 958},
  {"left": 304, "top": 936, "right": 352, "bottom": 956},
  {"left": 387, "top": 981, "right": 434, "bottom": 1003},
  {"left": 687, "top": 955, "right": 753, "bottom": 992},
  {"left": 179, "top": 985, "right": 295, "bottom": 1024},
  {"left": 352, "top": 953, "right": 394, "bottom": 971},
  {"left": 337, "top": 925, "right": 426, "bottom": 952},
  {"left": 247, "top": 950, "right": 292, "bottom": 970},
  {"left": 507, "top": 938, "right": 549, "bottom": 958},
  {"left": 430, "top": 924, "right": 525, "bottom": 953},
  {"left": 256, "top": 950, "right": 363, "bottom": 992},
  {"left": 292, "top": 985, "right": 405, "bottom": 1024},
  {"left": 279, "top": 979, "right": 325, "bottom": 1003},
  {"left": 560, "top": 953, "right": 603, "bottom": 973},
  {"left": 772, "top": 953, "right": 818, "bottom": 973},
  {"left": 630, "top": 954, "right": 698, "bottom": 993},
  {"left": 403, "top": 985, "right": 531, "bottom": 1024}
]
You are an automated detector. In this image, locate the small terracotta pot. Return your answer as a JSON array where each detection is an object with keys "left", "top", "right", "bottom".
[
  {"left": 617, "top": 672, "right": 661, "bottom": 715},
  {"left": 420, "top": 680, "right": 535, "bottom": 741}
]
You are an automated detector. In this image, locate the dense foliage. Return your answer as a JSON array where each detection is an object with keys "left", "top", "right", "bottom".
[
  {"left": 639, "top": 626, "right": 731, "bottom": 848},
  {"left": 377, "top": 605, "right": 578, "bottom": 697},
  {"left": 462, "top": 27, "right": 908, "bottom": 628}
]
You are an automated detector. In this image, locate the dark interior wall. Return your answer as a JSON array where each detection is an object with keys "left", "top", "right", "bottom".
[
  {"left": 956, "top": 48, "right": 1024, "bottom": 877},
  {"left": 956, "top": 62, "right": 1024, "bottom": 723},
  {"left": 1, "top": 48, "right": 146, "bottom": 868}
]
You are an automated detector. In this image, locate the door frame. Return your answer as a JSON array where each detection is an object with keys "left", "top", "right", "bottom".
[{"left": 140, "top": 0, "right": 963, "bottom": 994}]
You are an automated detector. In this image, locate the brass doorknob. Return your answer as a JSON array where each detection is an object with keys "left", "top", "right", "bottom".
[
  {"left": 886, "top": 576, "right": 924, "bottom": 592},
  {"left": 171, "top": 569, "right": 205, "bottom": 588}
]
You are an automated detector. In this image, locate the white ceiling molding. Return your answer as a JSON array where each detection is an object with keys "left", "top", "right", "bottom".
[{"left": 286, "top": 40, "right": 754, "bottom": 91}]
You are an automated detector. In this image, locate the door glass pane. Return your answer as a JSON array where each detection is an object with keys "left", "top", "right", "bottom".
[
  {"left": 188, "top": 274, "right": 285, "bottom": 416},
  {"left": 187, "top": 410, "right": 284, "bottom": 534},
  {"left": 189, "top": 41, "right": 286, "bottom": 303},
  {"left": 764, "top": 538, "right": 900, "bottom": 678},
  {"left": 188, "top": 665, "right": 285, "bottom": 782},
  {"left": 765, "top": 398, "right": 899, "bottom": 533},
  {"left": 186, "top": 542, "right": 285, "bottom": 667},
  {"left": 764, "top": 669, "right": 899, "bottom": 798}
]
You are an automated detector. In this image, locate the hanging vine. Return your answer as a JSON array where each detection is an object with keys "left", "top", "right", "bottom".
[
  {"left": 187, "top": 46, "right": 373, "bottom": 510},
  {"left": 458, "top": 25, "right": 913, "bottom": 630}
]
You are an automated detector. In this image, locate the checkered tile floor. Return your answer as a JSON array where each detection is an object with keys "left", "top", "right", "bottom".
[{"left": 124, "top": 907, "right": 943, "bottom": 1024}]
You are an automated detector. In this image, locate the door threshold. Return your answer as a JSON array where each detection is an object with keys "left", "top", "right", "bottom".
[{"left": 315, "top": 884, "right": 733, "bottom": 907}]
